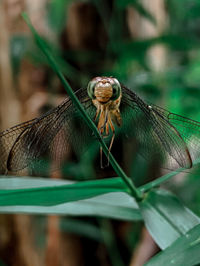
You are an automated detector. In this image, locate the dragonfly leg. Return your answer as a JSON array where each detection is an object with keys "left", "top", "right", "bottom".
[
  {"left": 99, "top": 109, "right": 109, "bottom": 135},
  {"left": 98, "top": 107, "right": 111, "bottom": 168},
  {"left": 105, "top": 116, "right": 115, "bottom": 167},
  {"left": 94, "top": 105, "right": 100, "bottom": 121},
  {"left": 100, "top": 114, "right": 115, "bottom": 168},
  {"left": 100, "top": 146, "right": 103, "bottom": 169}
]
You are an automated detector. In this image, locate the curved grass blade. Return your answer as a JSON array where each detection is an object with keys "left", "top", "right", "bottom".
[
  {"left": 145, "top": 224, "right": 200, "bottom": 266},
  {"left": 139, "top": 189, "right": 200, "bottom": 249},
  {"left": 139, "top": 156, "right": 200, "bottom": 193}
]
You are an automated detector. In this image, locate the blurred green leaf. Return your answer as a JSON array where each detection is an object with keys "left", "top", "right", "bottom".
[
  {"left": 0, "top": 176, "right": 128, "bottom": 206},
  {"left": 27, "top": 37, "right": 80, "bottom": 80},
  {"left": 99, "top": 219, "right": 125, "bottom": 266},
  {"left": 47, "top": 0, "right": 71, "bottom": 34},
  {"left": 145, "top": 224, "right": 200, "bottom": 266},
  {"left": 184, "top": 54, "right": 200, "bottom": 87},
  {"left": 139, "top": 189, "right": 200, "bottom": 249},
  {"left": 0, "top": 177, "right": 141, "bottom": 221},
  {"left": 113, "top": 34, "right": 199, "bottom": 56},
  {"left": 60, "top": 218, "right": 103, "bottom": 241},
  {"left": 10, "top": 35, "right": 29, "bottom": 75}
]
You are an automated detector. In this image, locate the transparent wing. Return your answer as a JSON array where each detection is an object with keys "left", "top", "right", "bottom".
[
  {"left": 0, "top": 88, "right": 96, "bottom": 175},
  {"left": 151, "top": 105, "right": 200, "bottom": 166},
  {"left": 0, "top": 119, "right": 38, "bottom": 174},
  {"left": 121, "top": 85, "right": 195, "bottom": 170}
]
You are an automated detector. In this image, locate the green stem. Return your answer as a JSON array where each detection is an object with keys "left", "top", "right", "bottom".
[
  {"left": 139, "top": 155, "right": 200, "bottom": 193},
  {"left": 22, "top": 13, "right": 143, "bottom": 201},
  {"left": 139, "top": 168, "right": 184, "bottom": 193}
]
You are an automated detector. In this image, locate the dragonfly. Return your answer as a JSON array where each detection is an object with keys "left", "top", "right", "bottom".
[{"left": 1, "top": 76, "right": 200, "bottom": 175}]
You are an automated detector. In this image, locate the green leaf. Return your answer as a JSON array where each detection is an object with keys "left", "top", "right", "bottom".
[
  {"left": 139, "top": 189, "right": 200, "bottom": 249},
  {"left": 0, "top": 176, "right": 73, "bottom": 189},
  {"left": 0, "top": 177, "right": 127, "bottom": 206},
  {"left": 145, "top": 224, "right": 200, "bottom": 266},
  {"left": 60, "top": 218, "right": 103, "bottom": 241},
  {"left": 28, "top": 37, "right": 80, "bottom": 80},
  {"left": 139, "top": 156, "right": 200, "bottom": 194},
  {"left": 0, "top": 177, "right": 141, "bottom": 221},
  {"left": 0, "top": 192, "right": 141, "bottom": 221},
  {"left": 47, "top": 0, "right": 70, "bottom": 34},
  {"left": 139, "top": 167, "right": 185, "bottom": 193}
]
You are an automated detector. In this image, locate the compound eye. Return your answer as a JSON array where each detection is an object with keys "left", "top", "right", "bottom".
[
  {"left": 87, "top": 79, "right": 97, "bottom": 99},
  {"left": 111, "top": 80, "right": 121, "bottom": 100}
]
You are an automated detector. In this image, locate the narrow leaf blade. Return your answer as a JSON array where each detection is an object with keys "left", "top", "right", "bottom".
[
  {"left": 145, "top": 224, "right": 200, "bottom": 266},
  {"left": 0, "top": 177, "right": 127, "bottom": 206},
  {"left": 0, "top": 192, "right": 141, "bottom": 221},
  {"left": 0, "top": 177, "right": 140, "bottom": 221},
  {"left": 139, "top": 189, "right": 200, "bottom": 249}
]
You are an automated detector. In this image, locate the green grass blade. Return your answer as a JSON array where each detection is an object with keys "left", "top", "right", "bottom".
[
  {"left": 0, "top": 177, "right": 141, "bottom": 221},
  {"left": 0, "top": 177, "right": 127, "bottom": 206},
  {"left": 60, "top": 218, "right": 103, "bottom": 242},
  {"left": 0, "top": 195, "right": 141, "bottom": 221},
  {"left": 139, "top": 189, "right": 200, "bottom": 249},
  {"left": 139, "top": 158, "right": 200, "bottom": 193},
  {"left": 139, "top": 168, "right": 184, "bottom": 193},
  {"left": 145, "top": 224, "right": 200, "bottom": 266}
]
